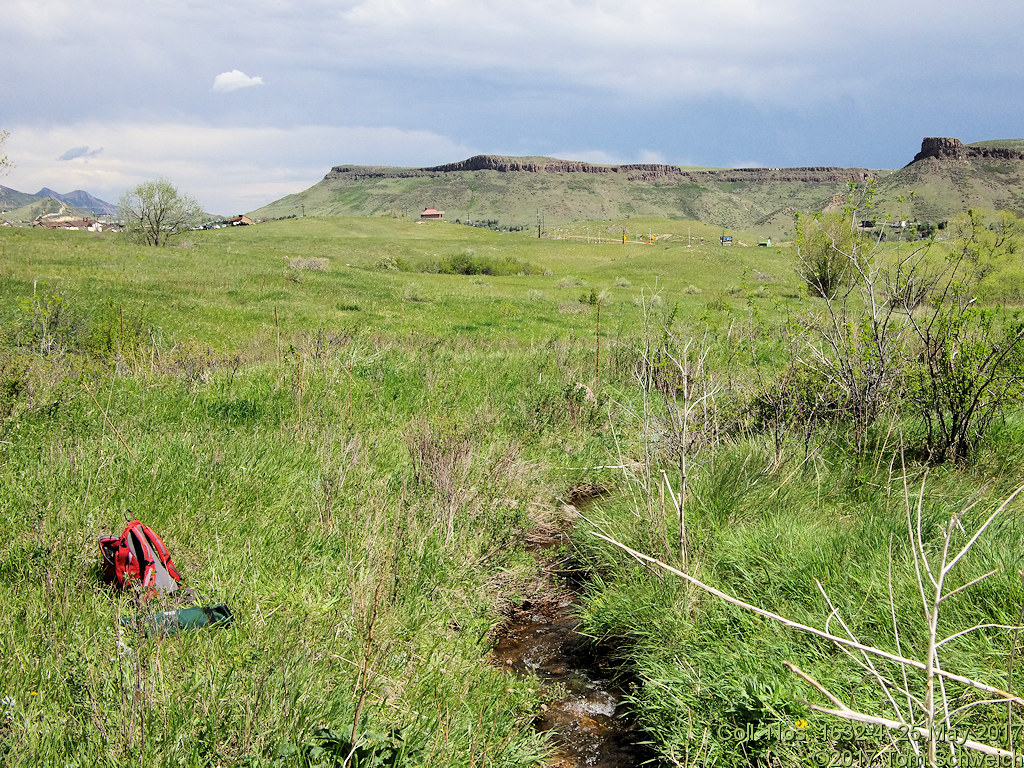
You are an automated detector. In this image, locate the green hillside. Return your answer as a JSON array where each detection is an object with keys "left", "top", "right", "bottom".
[
  {"left": 875, "top": 157, "right": 1024, "bottom": 224},
  {"left": 970, "top": 138, "right": 1024, "bottom": 151},
  {"left": 251, "top": 164, "right": 878, "bottom": 241},
  {"left": 250, "top": 138, "right": 1024, "bottom": 238},
  {"left": 0, "top": 185, "right": 39, "bottom": 213},
  {"left": 2, "top": 196, "right": 92, "bottom": 222}
]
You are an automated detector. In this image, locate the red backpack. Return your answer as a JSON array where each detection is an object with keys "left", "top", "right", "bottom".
[{"left": 99, "top": 521, "right": 181, "bottom": 596}]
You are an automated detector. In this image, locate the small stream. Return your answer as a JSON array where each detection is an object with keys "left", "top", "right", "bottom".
[{"left": 491, "top": 510, "right": 655, "bottom": 767}]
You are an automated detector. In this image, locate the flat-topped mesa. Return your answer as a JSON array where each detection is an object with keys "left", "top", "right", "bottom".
[
  {"left": 913, "top": 137, "right": 967, "bottom": 162},
  {"left": 424, "top": 155, "right": 548, "bottom": 173},
  {"left": 911, "top": 137, "right": 1024, "bottom": 164},
  {"left": 325, "top": 155, "right": 870, "bottom": 184},
  {"left": 323, "top": 156, "right": 554, "bottom": 179},
  {"left": 423, "top": 156, "right": 632, "bottom": 174},
  {"left": 615, "top": 167, "right": 870, "bottom": 184},
  {"left": 419, "top": 157, "right": 867, "bottom": 182}
]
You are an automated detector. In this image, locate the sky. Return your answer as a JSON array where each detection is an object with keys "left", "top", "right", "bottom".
[{"left": 2, "top": 0, "right": 1021, "bottom": 215}]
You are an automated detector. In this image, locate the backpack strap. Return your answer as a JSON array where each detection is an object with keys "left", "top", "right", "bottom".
[
  {"left": 115, "top": 521, "right": 144, "bottom": 587},
  {"left": 116, "top": 520, "right": 181, "bottom": 595},
  {"left": 135, "top": 523, "right": 182, "bottom": 584}
]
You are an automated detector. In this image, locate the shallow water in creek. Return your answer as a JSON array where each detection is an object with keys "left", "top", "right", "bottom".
[{"left": 491, "top": 523, "right": 655, "bottom": 767}]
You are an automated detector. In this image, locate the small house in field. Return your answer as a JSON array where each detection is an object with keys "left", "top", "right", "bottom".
[
  {"left": 228, "top": 215, "right": 253, "bottom": 226},
  {"left": 420, "top": 208, "right": 444, "bottom": 220}
]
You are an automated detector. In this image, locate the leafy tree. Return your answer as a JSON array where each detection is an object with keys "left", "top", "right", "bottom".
[{"left": 118, "top": 178, "right": 202, "bottom": 246}]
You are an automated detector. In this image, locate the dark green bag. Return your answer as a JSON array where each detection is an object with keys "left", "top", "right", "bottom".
[{"left": 123, "top": 604, "right": 233, "bottom": 636}]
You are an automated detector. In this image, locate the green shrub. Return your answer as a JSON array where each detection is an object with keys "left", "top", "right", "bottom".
[
  {"left": 795, "top": 211, "right": 860, "bottom": 299},
  {"left": 417, "top": 252, "right": 542, "bottom": 276},
  {"left": 374, "top": 254, "right": 407, "bottom": 271}
]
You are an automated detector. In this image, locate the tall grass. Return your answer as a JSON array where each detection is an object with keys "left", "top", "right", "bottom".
[
  {"left": 571, "top": 340, "right": 1024, "bottom": 766},
  {"left": 0, "top": 330, "right": 571, "bottom": 766},
  {"left": 3, "top": 219, "right": 1024, "bottom": 766}
]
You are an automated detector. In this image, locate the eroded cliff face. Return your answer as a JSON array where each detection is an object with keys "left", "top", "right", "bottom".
[
  {"left": 319, "top": 137, "right": 1023, "bottom": 191},
  {"left": 324, "top": 157, "right": 870, "bottom": 184},
  {"left": 911, "top": 137, "right": 1024, "bottom": 163},
  {"left": 624, "top": 167, "right": 870, "bottom": 184}
]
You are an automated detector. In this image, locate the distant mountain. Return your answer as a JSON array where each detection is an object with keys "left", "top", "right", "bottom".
[
  {"left": 2, "top": 197, "right": 93, "bottom": 222},
  {"left": 0, "top": 185, "right": 115, "bottom": 219},
  {"left": 881, "top": 138, "right": 1024, "bottom": 222},
  {"left": 249, "top": 138, "right": 1024, "bottom": 238},
  {"left": 0, "top": 185, "right": 41, "bottom": 213},
  {"left": 35, "top": 187, "right": 117, "bottom": 216}
]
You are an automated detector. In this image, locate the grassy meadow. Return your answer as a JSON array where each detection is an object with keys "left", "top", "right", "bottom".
[{"left": 3, "top": 214, "right": 1024, "bottom": 767}]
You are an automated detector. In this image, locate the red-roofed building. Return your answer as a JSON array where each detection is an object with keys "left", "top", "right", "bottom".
[{"left": 420, "top": 208, "right": 444, "bottom": 220}]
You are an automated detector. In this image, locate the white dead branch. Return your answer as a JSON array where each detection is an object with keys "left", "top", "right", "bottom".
[{"left": 590, "top": 479, "right": 1024, "bottom": 766}]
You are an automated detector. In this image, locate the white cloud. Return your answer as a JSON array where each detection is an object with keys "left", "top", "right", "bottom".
[
  {"left": 57, "top": 145, "right": 104, "bottom": 161},
  {"left": 323, "top": 0, "right": 864, "bottom": 101},
  {"left": 5, "top": 0, "right": 1022, "bottom": 146},
  {"left": 3, "top": 0, "right": 1022, "bottom": 203},
  {"left": 212, "top": 70, "right": 265, "bottom": 93}
]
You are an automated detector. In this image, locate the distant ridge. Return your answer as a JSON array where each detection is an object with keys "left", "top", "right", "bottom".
[
  {"left": 35, "top": 187, "right": 116, "bottom": 216},
  {"left": 0, "top": 185, "right": 40, "bottom": 212},
  {"left": 911, "top": 137, "right": 1024, "bottom": 164},
  {"left": 0, "top": 185, "right": 115, "bottom": 218},
  {"left": 328, "top": 156, "right": 871, "bottom": 185},
  {"left": 251, "top": 137, "right": 1024, "bottom": 236}
]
